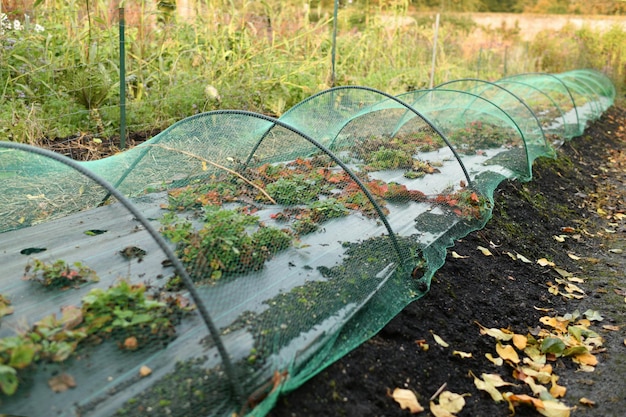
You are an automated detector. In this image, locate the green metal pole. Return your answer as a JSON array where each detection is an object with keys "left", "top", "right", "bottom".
[
  {"left": 330, "top": 0, "right": 338, "bottom": 87},
  {"left": 119, "top": 7, "right": 127, "bottom": 150}
]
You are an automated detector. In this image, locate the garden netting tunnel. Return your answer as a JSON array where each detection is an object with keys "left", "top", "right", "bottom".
[{"left": 0, "top": 69, "right": 615, "bottom": 417}]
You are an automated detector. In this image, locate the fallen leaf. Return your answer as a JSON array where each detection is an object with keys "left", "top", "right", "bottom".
[
  {"left": 578, "top": 364, "right": 596, "bottom": 372},
  {"left": 471, "top": 372, "right": 514, "bottom": 402},
  {"left": 391, "top": 388, "right": 424, "bottom": 413},
  {"left": 608, "top": 248, "right": 623, "bottom": 254},
  {"left": 516, "top": 253, "right": 532, "bottom": 263},
  {"left": 477, "top": 246, "right": 493, "bottom": 256},
  {"left": 541, "top": 337, "right": 566, "bottom": 356},
  {"left": 139, "top": 365, "right": 152, "bottom": 377},
  {"left": 452, "top": 350, "right": 472, "bottom": 358},
  {"left": 451, "top": 251, "right": 468, "bottom": 259},
  {"left": 523, "top": 376, "right": 547, "bottom": 396},
  {"left": 554, "top": 268, "right": 573, "bottom": 278},
  {"left": 540, "top": 316, "right": 568, "bottom": 332},
  {"left": 475, "top": 322, "right": 514, "bottom": 341},
  {"left": 496, "top": 343, "right": 520, "bottom": 364},
  {"left": 512, "top": 334, "right": 527, "bottom": 350},
  {"left": 537, "top": 258, "right": 556, "bottom": 267},
  {"left": 539, "top": 400, "right": 572, "bottom": 417},
  {"left": 560, "top": 226, "right": 576, "bottom": 233},
  {"left": 48, "top": 373, "right": 76, "bottom": 393},
  {"left": 432, "top": 333, "right": 449, "bottom": 348},
  {"left": 573, "top": 352, "right": 598, "bottom": 366},
  {"left": 485, "top": 353, "right": 503, "bottom": 366},
  {"left": 503, "top": 392, "right": 544, "bottom": 410},
  {"left": 430, "top": 402, "right": 455, "bottom": 417},
  {"left": 430, "top": 391, "right": 466, "bottom": 417},
  {"left": 60, "top": 305, "right": 83, "bottom": 330},
  {"left": 579, "top": 397, "right": 595, "bottom": 407},
  {"left": 550, "top": 375, "right": 567, "bottom": 398},
  {"left": 553, "top": 235, "right": 566, "bottom": 242},
  {"left": 583, "top": 309, "right": 603, "bottom": 321},
  {"left": 567, "top": 253, "right": 581, "bottom": 260},
  {"left": 602, "top": 324, "right": 620, "bottom": 331},
  {"left": 123, "top": 336, "right": 139, "bottom": 350}
]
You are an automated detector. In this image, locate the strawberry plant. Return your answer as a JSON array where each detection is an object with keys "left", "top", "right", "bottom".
[
  {"left": 24, "top": 259, "right": 98, "bottom": 289},
  {"left": 161, "top": 206, "right": 293, "bottom": 281}
]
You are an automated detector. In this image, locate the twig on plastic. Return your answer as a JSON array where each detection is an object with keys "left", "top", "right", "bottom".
[{"left": 147, "top": 144, "right": 277, "bottom": 204}]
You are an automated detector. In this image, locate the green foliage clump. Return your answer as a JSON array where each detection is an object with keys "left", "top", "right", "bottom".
[
  {"left": 24, "top": 259, "right": 98, "bottom": 289},
  {"left": 161, "top": 207, "right": 293, "bottom": 281},
  {"left": 0, "top": 280, "right": 191, "bottom": 396},
  {"left": 367, "top": 147, "right": 414, "bottom": 170},
  {"left": 266, "top": 175, "right": 323, "bottom": 205}
]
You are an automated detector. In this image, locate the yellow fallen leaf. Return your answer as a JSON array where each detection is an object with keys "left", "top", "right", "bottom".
[
  {"left": 512, "top": 334, "right": 527, "bottom": 350},
  {"left": 430, "top": 391, "right": 466, "bottom": 417},
  {"left": 496, "top": 343, "right": 520, "bottom": 364},
  {"left": 451, "top": 251, "right": 468, "bottom": 259},
  {"left": 540, "top": 316, "right": 568, "bottom": 333},
  {"left": 533, "top": 306, "right": 553, "bottom": 312},
  {"left": 523, "top": 376, "right": 547, "bottom": 396},
  {"left": 597, "top": 207, "right": 607, "bottom": 216},
  {"left": 516, "top": 253, "right": 532, "bottom": 263},
  {"left": 452, "top": 350, "right": 472, "bottom": 358},
  {"left": 538, "top": 399, "right": 572, "bottom": 417},
  {"left": 518, "top": 367, "right": 551, "bottom": 384},
  {"left": 537, "top": 258, "right": 555, "bottom": 267},
  {"left": 139, "top": 365, "right": 152, "bottom": 377},
  {"left": 579, "top": 397, "right": 596, "bottom": 406},
  {"left": 391, "top": 388, "right": 424, "bottom": 413},
  {"left": 602, "top": 324, "right": 620, "bottom": 331},
  {"left": 554, "top": 268, "right": 573, "bottom": 278},
  {"left": 485, "top": 353, "right": 503, "bottom": 366},
  {"left": 477, "top": 246, "right": 493, "bottom": 256},
  {"left": 548, "top": 283, "right": 560, "bottom": 296},
  {"left": 550, "top": 374, "right": 567, "bottom": 398},
  {"left": 475, "top": 322, "right": 513, "bottom": 341},
  {"left": 201, "top": 161, "right": 208, "bottom": 171},
  {"left": 432, "top": 333, "right": 449, "bottom": 348},
  {"left": 504, "top": 393, "right": 544, "bottom": 410},
  {"left": 573, "top": 352, "right": 598, "bottom": 366},
  {"left": 471, "top": 372, "right": 512, "bottom": 402},
  {"left": 430, "top": 402, "right": 454, "bottom": 417},
  {"left": 567, "top": 276, "right": 585, "bottom": 283},
  {"left": 553, "top": 235, "right": 566, "bottom": 242},
  {"left": 567, "top": 253, "right": 581, "bottom": 260}
]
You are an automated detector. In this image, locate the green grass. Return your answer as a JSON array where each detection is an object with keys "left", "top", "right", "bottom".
[{"left": 0, "top": 2, "right": 624, "bottom": 145}]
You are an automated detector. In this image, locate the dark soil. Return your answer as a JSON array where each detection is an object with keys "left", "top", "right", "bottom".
[{"left": 266, "top": 106, "right": 626, "bottom": 417}]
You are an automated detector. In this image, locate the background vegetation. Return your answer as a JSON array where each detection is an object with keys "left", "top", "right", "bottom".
[{"left": 1, "top": 0, "right": 625, "bottom": 147}]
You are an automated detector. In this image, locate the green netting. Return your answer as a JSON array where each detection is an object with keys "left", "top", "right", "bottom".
[{"left": 0, "top": 69, "right": 614, "bottom": 417}]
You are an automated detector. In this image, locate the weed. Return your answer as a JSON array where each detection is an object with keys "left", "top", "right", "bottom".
[{"left": 24, "top": 259, "right": 99, "bottom": 289}]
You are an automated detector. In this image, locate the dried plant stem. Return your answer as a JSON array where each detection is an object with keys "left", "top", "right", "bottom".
[
  {"left": 148, "top": 144, "right": 277, "bottom": 204},
  {"left": 430, "top": 382, "right": 447, "bottom": 401}
]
